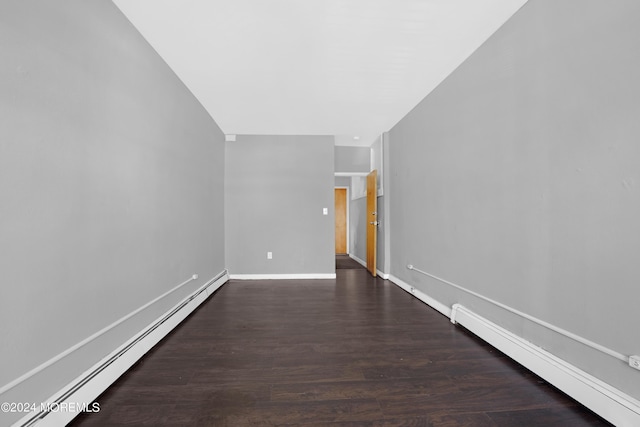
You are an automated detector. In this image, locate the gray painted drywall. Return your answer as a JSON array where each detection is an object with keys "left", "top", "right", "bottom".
[
  {"left": 350, "top": 197, "right": 367, "bottom": 262},
  {"left": 0, "top": 1, "right": 225, "bottom": 422},
  {"left": 335, "top": 146, "right": 370, "bottom": 173},
  {"left": 371, "top": 136, "right": 384, "bottom": 195},
  {"left": 350, "top": 194, "right": 387, "bottom": 272},
  {"left": 334, "top": 176, "right": 351, "bottom": 187},
  {"left": 350, "top": 193, "right": 386, "bottom": 272},
  {"left": 389, "top": 0, "right": 640, "bottom": 399},
  {"left": 350, "top": 194, "right": 386, "bottom": 275},
  {"left": 225, "top": 135, "right": 334, "bottom": 275},
  {"left": 381, "top": 132, "right": 392, "bottom": 275},
  {"left": 376, "top": 195, "right": 386, "bottom": 274}
]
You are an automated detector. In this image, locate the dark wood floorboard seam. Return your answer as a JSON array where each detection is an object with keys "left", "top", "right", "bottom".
[{"left": 70, "top": 259, "right": 611, "bottom": 426}]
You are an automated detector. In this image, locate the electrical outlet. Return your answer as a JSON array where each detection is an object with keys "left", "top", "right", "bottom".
[
  {"left": 630, "top": 355, "right": 640, "bottom": 370},
  {"left": 267, "top": 251, "right": 273, "bottom": 260}
]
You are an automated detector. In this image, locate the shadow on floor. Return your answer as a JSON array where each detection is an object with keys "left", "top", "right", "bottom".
[{"left": 336, "top": 254, "right": 365, "bottom": 270}]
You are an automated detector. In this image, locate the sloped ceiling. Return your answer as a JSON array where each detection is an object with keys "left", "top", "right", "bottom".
[{"left": 112, "top": 0, "right": 527, "bottom": 146}]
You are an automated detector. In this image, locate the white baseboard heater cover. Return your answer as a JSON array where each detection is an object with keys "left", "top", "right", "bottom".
[
  {"left": 451, "top": 304, "right": 640, "bottom": 427},
  {"left": 13, "top": 270, "right": 228, "bottom": 427}
]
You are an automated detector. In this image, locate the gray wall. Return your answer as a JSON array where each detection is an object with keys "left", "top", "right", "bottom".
[
  {"left": 334, "top": 176, "right": 351, "bottom": 187},
  {"left": 376, "top": 195, "right": 387, "bottom": 274},
  {"left": 335, "top": 146, "right": 370, "bottom": 173},
  {"left": 349, "top": 190, "right": 386, "bottom": 274},
  {"left": 389, "top": 0, "right": 640, "bottom": 399},
  {"left": 381, "top": 133, "right": 392, "bottom": 274},
  {"left": 350, "top": 197, "right": 367, "bottom": 262},
  {"left": 350, "top": 195, "right": 387, "bottom": 275},
  {"left": 0, "top": 1, "right": 226, "bottom": 422},
  {"left": 226, "top": 135, "right": 335, "bottom": 275}
]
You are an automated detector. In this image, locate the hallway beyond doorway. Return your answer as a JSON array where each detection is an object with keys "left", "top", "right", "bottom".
[{"left": 335, "top": 254, "right": 365, "bottom": 270}]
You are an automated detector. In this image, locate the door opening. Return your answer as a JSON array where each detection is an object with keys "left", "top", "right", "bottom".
[
  {"left": 334, "top": 188, "right": 347, "bottom": 254},
  {"left": 366, "top": 170, "right": 377, "bottom": 277}
]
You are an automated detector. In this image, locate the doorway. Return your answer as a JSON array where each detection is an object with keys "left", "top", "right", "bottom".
[
  {"left": 366, "top": 170, "right": 377, "bottom": 277},
  {"left": 334, "top": 187, "right": 348, "bottom": 254}
]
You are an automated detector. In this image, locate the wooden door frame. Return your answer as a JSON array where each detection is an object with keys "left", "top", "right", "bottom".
[
  {"left": 366, "top": 170, "right": 378, "bottom": 277},
  {"left": 334, "top": 186, "right": 349, "bottom": 255}
]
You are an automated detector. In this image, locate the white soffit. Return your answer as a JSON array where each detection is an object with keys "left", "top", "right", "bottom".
[{"left": 112, "top": 0, "right": 528, "bottom": 143}]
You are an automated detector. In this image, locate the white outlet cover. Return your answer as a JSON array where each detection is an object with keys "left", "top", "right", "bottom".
[{"left": 323, "top": 208, "right": 328, "bottom": 215}]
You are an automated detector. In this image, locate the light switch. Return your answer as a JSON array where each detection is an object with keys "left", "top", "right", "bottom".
[{"left": 323, "top": 207, "right": 328, "bottom": 215}]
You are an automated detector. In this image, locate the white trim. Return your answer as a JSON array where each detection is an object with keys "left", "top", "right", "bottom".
[
  {"left": 334, "top": 172, "right": 368, "bottom": 177},
  {"left": 386, "top": 271, "right": 640, "bottom": 426},
  {"left": 388, "top": 274, "right": 451, "bottom": 317},
  {"left": 13, "top": 271, "right": 229, "bottom": 427},
  {"left": 407, "top": 265, "right": 628, "bottom": 363},
  {"left": 452, "top": 304, "right": 640, "bottom": 427},
  {"left": 229, "top": 273, "right": 336, "bottom": 280},
  {"left": 349, "top": 253, "right": 367, "bottom": 268},
  {"left": 1, "top": 273, "right": 201, "bottom": 396},
  {"left": 349, "top": 254, "right": 389, "bottom": 279},
  {"left": 376, "top": 270, "right": 390, "bottom": 280}
]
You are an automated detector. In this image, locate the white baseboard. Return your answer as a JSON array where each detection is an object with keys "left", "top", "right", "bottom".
[
  {"left": 229, "top": 273, "right": 336, "bottom": 280},
  {"left": 377, "top": 270, "right": 390, "bottom": 279},
  {"left": 347, "top": 254, "right": 389, "bottom": 278},
  {"left": 451, "top": 304, "right": 640, "bottom": 427},
  {"left": 349, "top": 253, "right": 367, "bottom": 268},
  {"left": 386, "top": 273, "right": 640, "bottom": 426},
  {"left": 14, "top": 271, "right": 229, "bottom": 427},
  {"left": 388, "top": 274, "right": 451, "bottom": 318}
]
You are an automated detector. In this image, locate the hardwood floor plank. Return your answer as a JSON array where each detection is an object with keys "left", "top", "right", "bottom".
[
  {"left": 487, "top": 407, "right": 613, "bottom": 426},
  {"left": 426, "top": 412, "right": 497, "bottom": 427},
  {"left": 378, "top": 383, "right": 578, "bottom": 417},
  {"left": 286, "top": 418, "right": 430, "bottom": 427},
  {"left": 270, "top": 376, "right": 456, "bottom": 403},
  {"left": 70, "top": 265, "right": 612, "bottom": 426},
  {"left": 169, "top": 399, "right": 385, "bottom": 426}
]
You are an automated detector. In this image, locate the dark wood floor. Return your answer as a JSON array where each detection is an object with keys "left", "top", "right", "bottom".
[
  {"left": 71, "top": 264, "right": 611, "bottom": 426},
  {"left": 336, "top": 254, "right": 365, "bottom": 270}
]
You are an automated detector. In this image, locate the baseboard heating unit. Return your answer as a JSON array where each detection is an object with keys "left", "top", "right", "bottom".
[
  {"left": 10, "top": 270, "right": 228, "bottom": 427},
  {"left": 389, "top": 269, "right": 640, "bottom": 427}
]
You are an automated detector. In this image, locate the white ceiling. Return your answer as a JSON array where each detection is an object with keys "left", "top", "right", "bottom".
[{"left": 112, "top": 0, "right": 527, "bottom": 146}]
